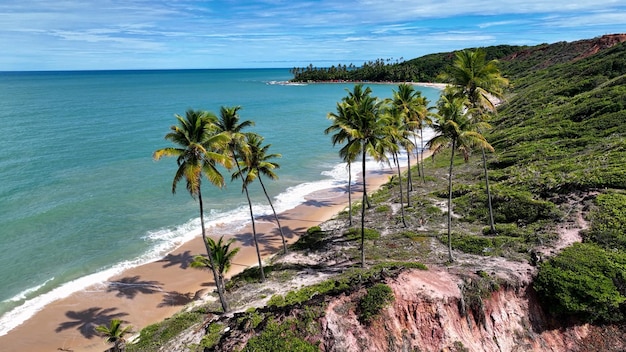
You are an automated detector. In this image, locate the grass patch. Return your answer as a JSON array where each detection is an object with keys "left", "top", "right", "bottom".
[
  {"left": 358, "top": 283, "right": 395, "bottom": 324},
  {"left": 127, "top": 310, "right": 205, "bottom": 351}
]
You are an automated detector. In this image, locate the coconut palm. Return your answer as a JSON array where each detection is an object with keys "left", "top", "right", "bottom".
[
  {"left": 214, "top": 106, "right": 266, "bottom": 282},
  {"left": 233, "top": 133, "right": 287, "bottom": 254},
  {"left": 427, "top": 89, "right": 494, "bottom": 262},
  {"left": 390, "top": 84, "right": 418, "bottom": 191},
  {"left": 191, "top": 236, "right": 241, "bottom": 292},
  {"left": 391, "top": 84, "right": 433, "bottom": 186},
  {"left": 339, "top": 85, "right": 387, "bottom": 267},
  {"left": 95, "top": 319, "right": 132, "bottom": 352},
  {"left": 325, "top": 101, "right": 360, "bottom": 226},
  {"left": 379, "top": 105, "right": 410, "bottom": 226},
  {"left": 153, "top": 109, "right": 232, "bottom": 312},
  {"left": 440, "top": 49, "right": 508, "bottom": 234}
]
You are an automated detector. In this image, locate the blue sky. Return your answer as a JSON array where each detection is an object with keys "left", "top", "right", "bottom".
[{"left": 1, "top": 0, "right": 625, "bottom": 71}]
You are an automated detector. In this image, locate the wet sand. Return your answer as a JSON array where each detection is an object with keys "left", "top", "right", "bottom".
[{"left": 0, "top": 161, "right": 409, "bottom": 351}]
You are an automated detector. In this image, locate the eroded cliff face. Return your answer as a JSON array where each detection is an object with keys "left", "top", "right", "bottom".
[{"left": 319, "top": 269, "right": 625, "bottom": 352}]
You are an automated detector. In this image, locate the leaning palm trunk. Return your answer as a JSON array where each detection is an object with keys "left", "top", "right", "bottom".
[
  {"left": 394, "top": 152, "right": 407, "bottom": 227},
  {"left": 447, "top": 142, "right": 455, "bottom": 263},
  {"left": 234, "top": 153, "right": 265, "bottom": 282},
  {"left": 360, "top": 150, "right": 367, "bottom": 268},
  {"left": 258, "top": 175, "right": 287, "bottom": 254},
  {"left": 198, "top": 189, "right": 229, "bottom": 312},
  {"left": 347, "top": 162, "right": 353, "bottom": 226},
  {"left": 482, "top": 147, "right": 497, "bottom": 234}
]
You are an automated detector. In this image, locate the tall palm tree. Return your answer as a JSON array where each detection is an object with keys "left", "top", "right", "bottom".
[
  {"left": 338, "top": 85, "right": 387, "bottom": 267},
  {"left": 214, "top": 106, "right": 266, "bottom": 282},
  {"left": 380, "top": 105, "right": 409, "bottom": 226},
  {"left": 233, "top": 133, "right": 287, "bottom": 254},
  {"left": 427, "top": 89, "right": 494, "bottom": 262},
  {"left": 390, "top": 84, "right": 419, "bottom": 191},
  {"left": 153, "top": 109, "right": 232, "bottom": 312},
  {"left": 191, "top": 236, "right": 241, "bottom": 293},
  {"left": 95, "top": 319, "right": 132, "bottom": 352},
  {"left": 440, "top": 49, "right": 508, "bottom": 234},
  {"left": 325, "top": 102, "right": 360, "bottom": 226}
]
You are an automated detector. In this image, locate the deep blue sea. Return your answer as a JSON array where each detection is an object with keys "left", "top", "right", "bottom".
[{"left": 0, "top": 69, "right": 440, "bottom": 334}]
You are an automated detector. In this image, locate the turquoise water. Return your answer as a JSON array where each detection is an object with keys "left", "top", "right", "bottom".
[{"left": 0, "top": 69, "right": 440, "bottom": 334}]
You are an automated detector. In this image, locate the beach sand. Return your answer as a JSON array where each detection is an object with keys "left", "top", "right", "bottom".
[{"left": 0, "top": 158, "right": 414, "bottom": 351}]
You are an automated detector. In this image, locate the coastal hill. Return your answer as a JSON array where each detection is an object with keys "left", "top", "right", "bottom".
[{"left": 125, "top": 35, "right": 626, "bottom": 351}]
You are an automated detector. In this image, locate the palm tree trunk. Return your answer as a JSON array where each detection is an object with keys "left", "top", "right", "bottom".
[
  {"left": 482, "top": 147, "right": 497, "bottom": 234},
  {"left": 258, "top": 176, "right": 287, "bottom": 254},
  {"left": 395, "top": 152, "right": 407, "bottom": 227},
  {"left": 243, "top": 184, "right": 264, "bottom": 282},
  {"left": 413, "top": 134, "right": 421, "bottom": 177},
  {"left": 420, "top": 128, "right": 426, "bottom": 183},
  {"left": 234, "top": 153, "right": 265, "bottom": 282},
  {"left": 360, "top": 150, "right": 367, "bottom": 268},
  {"left": 198, "top": 189, "right": 229, "bottom": 312},
  {"left": 348, "top": 162, "right": 353, "bottom": 226},
  {"left": 447, "top": 142, "right": 455, "bottom": 263},
  {"left": 406, "top": 149, "right": 413, "bottom": 195}
]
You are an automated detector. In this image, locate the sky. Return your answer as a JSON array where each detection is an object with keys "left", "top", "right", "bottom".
[{"left": 1, "top": 0, "right": 625, "bottom": 71}]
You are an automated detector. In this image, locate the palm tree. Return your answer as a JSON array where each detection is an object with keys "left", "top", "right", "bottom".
[
  {"left": 440, "top": 49, "right": 508, "bottom": 234},
  {"left": 427, "top": 89, "right": 494, "bottom": 262},
  {"left": 390, "top": 84, "right": 418, "bottom": 191},
  {"left": 191, "top": 236, "right": 241, "bottom": 293},
  {"left": 338, "top": 85, "right": 387, "bottom": 267},
  {"left": 153, "top": 109, "right": 232, "bottom": 312},
  {"left": 325, "top": 101, "right": 360, "bottom": 226},
  {"left": 95, "top": 319, "right": 132, "bottom": 352},
  {"left": 380, "top": 105, "right": 409, "bottom": 226},
  {"left": 233, "top": 133, "right": 287, "bottom": 254},
  {"left": 214, "top": 106, "right": 266, "bottom": 282}
]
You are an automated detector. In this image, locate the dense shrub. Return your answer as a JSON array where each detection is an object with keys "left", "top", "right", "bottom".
[
  {"left": 358, "top": 283, "right": 395, "bottom": 324},
  {"left": 534, "top": 242, "right": 626, "bottom": 323},
  {"left": 127, "top": 310, "right": 204, "bottom": 351},
  {"left": 582, "top": 192, "right": 626, "bottom": 249},
  {"left": 241, "top": 319, "right": 318, "bottom": 352}
]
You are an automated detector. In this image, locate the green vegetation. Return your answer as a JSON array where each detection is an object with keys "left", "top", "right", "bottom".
[
  {"left": 290, "top": 45, "right": 525, "bottom": 83},
  {"left": 459, "top": 272, "right": 504, "bottom": 327},
  {"left": 358, "top": 283, "right": 395, "bottom": 324},
  {"left": 534, "top": 243, "right": 626, "bottom": 323},
  {"left": 344, "top": 227, "right": 381, "bottom": 241},
  {"left": 582, "top": 192, "right": 626, "bottom": 249},
  {"left": 95, "top": 319, "right": 133, "bottom": 352},
  {"left": 127, "top": 310, "right": 205, "bottom": 351},
  {"left": 240, "top": 318, "right": 319, "bottom": 352}
]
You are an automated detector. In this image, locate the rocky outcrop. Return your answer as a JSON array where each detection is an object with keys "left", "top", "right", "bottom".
[{"left": 319, "top": 269, "right": 626, "bottom": 352}]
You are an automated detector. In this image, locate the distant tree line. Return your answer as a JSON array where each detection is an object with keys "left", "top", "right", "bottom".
[{"left": 290, "top": 45, "right": 526, "bottom": 83}]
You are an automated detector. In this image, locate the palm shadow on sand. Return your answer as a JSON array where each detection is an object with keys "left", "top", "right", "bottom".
[
  {"left": 56, "top": 307, "right": 128, "bottom": 339},
  {"left": 157, "top": 250, "right": 194, "bottom": 269},
  {"left": 158, "top": 289, "right": 206, "bottom": 307},
  {"left": 106, "top": 276, "right": 163, "bottom": 299}
]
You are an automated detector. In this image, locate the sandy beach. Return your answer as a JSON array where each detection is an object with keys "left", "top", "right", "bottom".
[{"left": 0, "top": 158, "right": 409, "bottom": 351}]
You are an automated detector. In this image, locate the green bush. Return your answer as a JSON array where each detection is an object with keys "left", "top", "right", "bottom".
[
  {"left": 534, "top": 242, "right": 626, "bottom": 323},
  {"left": 291, "top": 226, "right": 327, "bottom": 251},
  {"left": 583, "top": 192, "right": 626, "bottom": 249},
  {"left": 358, "top": 283, "right": 395, "bottom": 324},
  {"left": 127, "top": 310, "right": 204, "bottom": 351},
  {"left": 345, "top": 227, "right": 381, "bottom": 241},
  {"left": 446, "top": 234, "right": 525, "bottom": 256},
  {"left": 241, "top": 319, "right": 318, "bottom": 352}
]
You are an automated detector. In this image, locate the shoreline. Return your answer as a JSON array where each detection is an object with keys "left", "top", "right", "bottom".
[{"left": 0, "top": 152, "right": 427, "bottom": 352}]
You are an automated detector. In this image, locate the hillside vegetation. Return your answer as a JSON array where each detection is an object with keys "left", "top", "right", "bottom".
[{"left": 125, "top": 35, "right": 626, "bottom": 351}]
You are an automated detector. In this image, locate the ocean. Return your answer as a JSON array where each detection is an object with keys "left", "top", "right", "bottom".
[{"left": 0, "top": 68, "right": 440, "bottom": 335}]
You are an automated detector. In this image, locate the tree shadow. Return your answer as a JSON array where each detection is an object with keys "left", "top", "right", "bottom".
[
  {"left": 157, "top": 250, "right": 194, "bottom": 269},
  {"left": 107, "top": 276, "right": 163, "bottom": 299},
  {"left": 56, "top": 307, "right": 128, "bottom": 339},
  {"left": 158, "top": 289, "right": 206, "bottom": 307}
]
